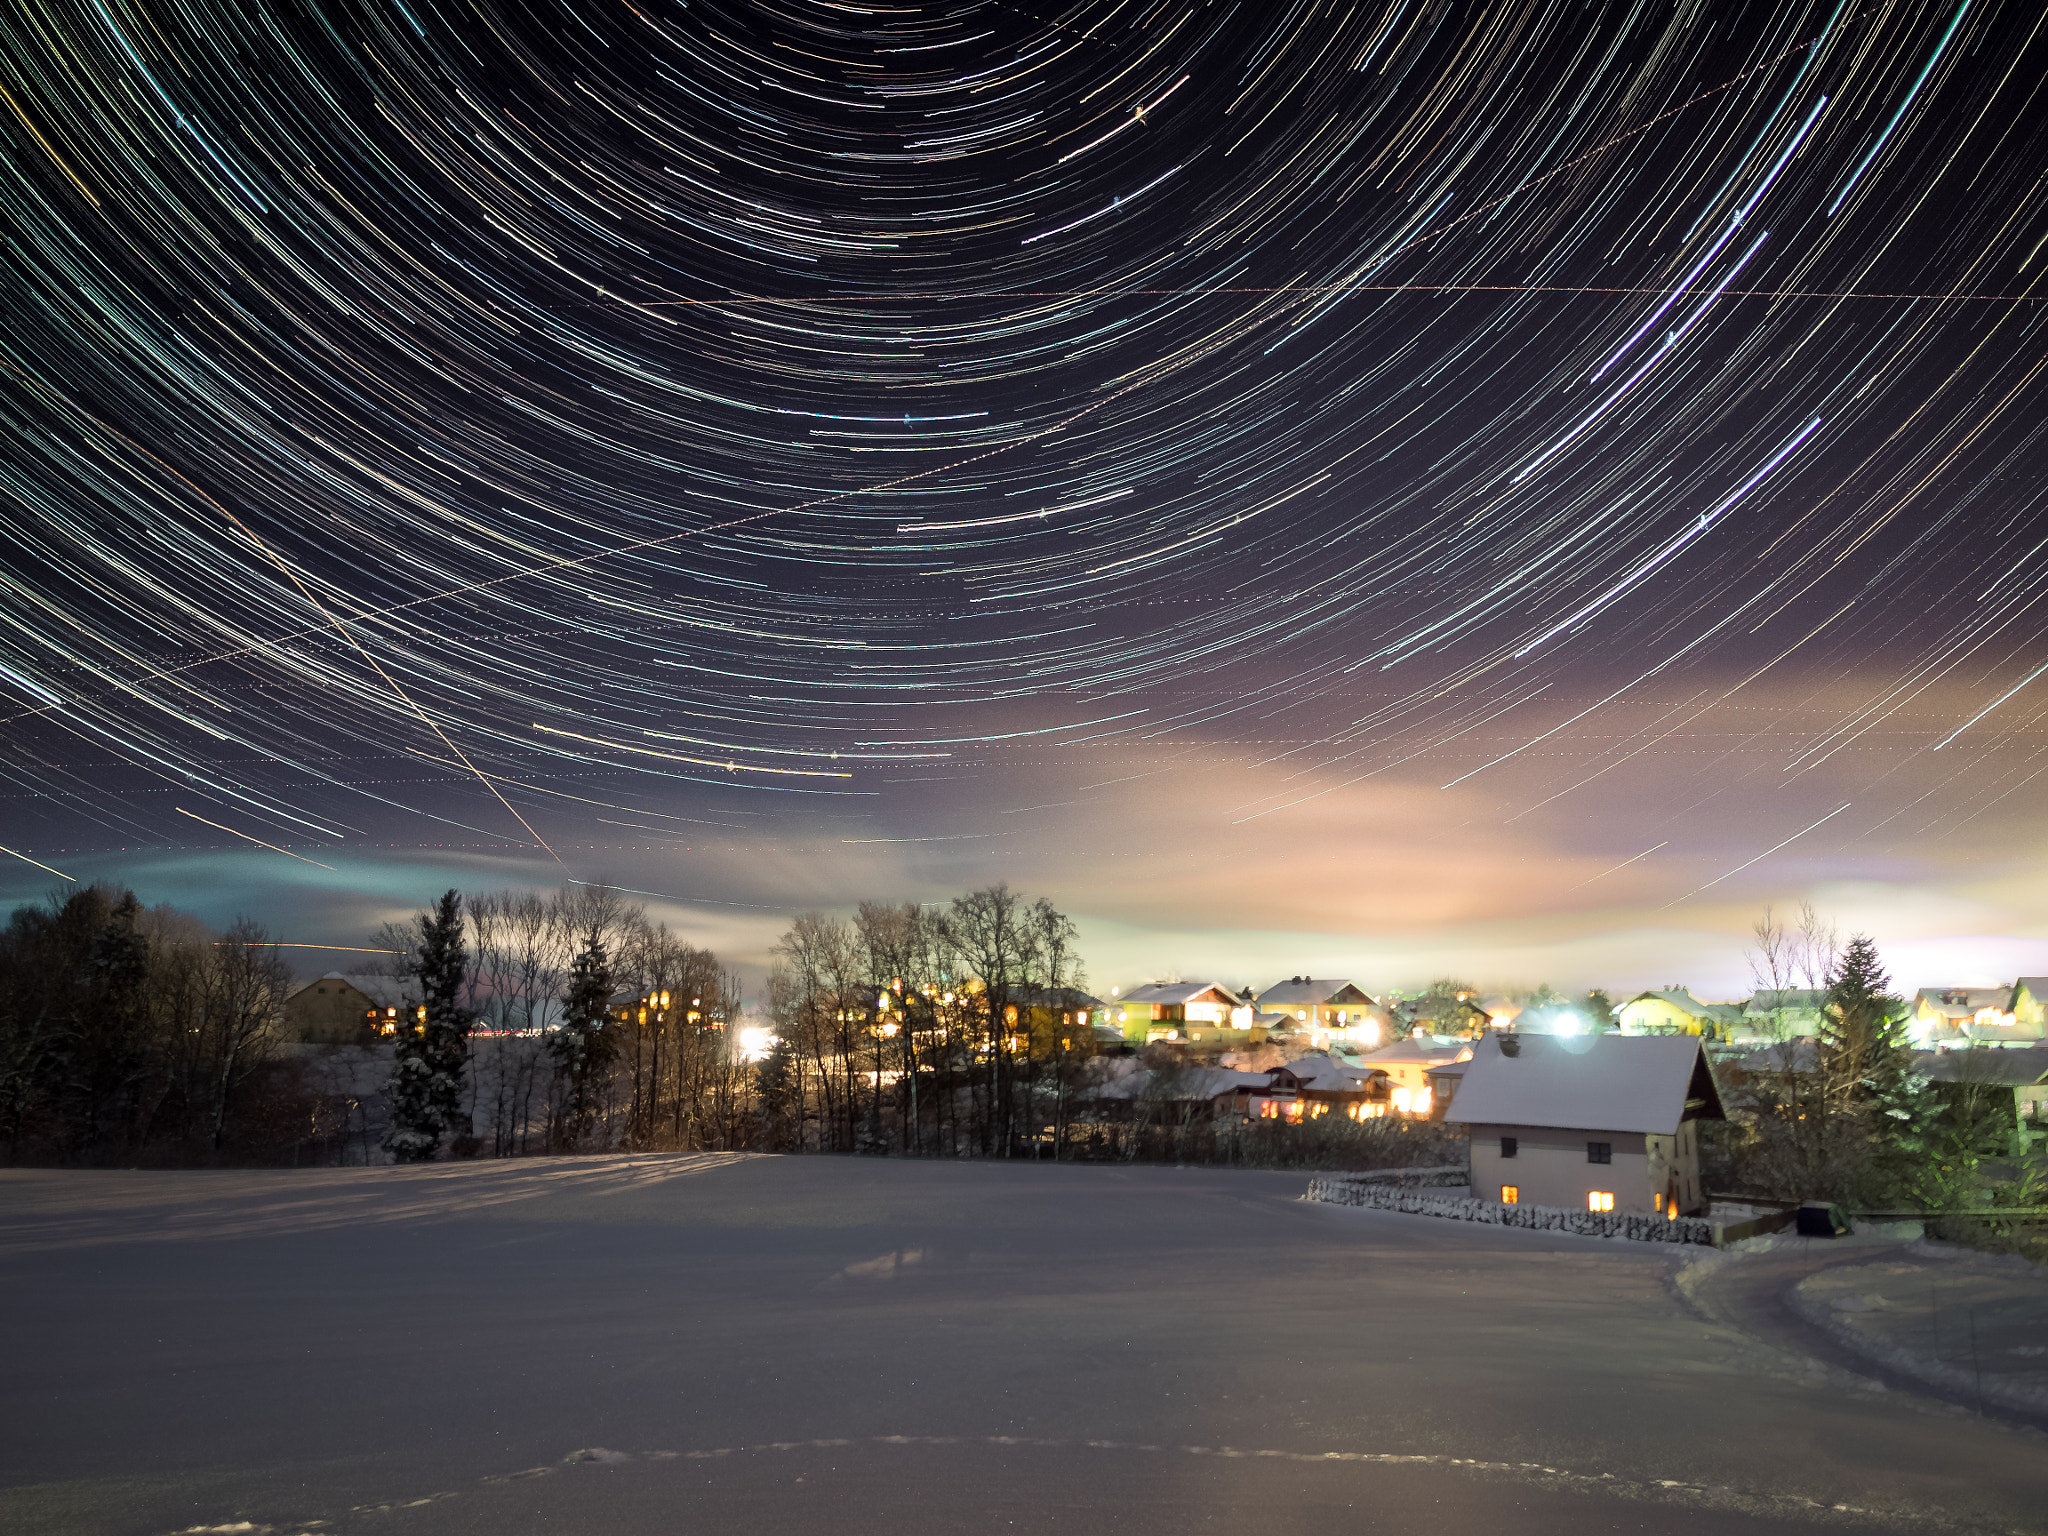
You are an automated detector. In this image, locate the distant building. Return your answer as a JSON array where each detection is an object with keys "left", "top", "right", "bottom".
[
  {"left": 1254, "top": 979, "right": 1385, "bottom": 1047},
  {"left": 1450, "top": 1032, "right": 1726, "bottom": 1217},
  {"left": 1616, "top": 988, "right": 1743, "bottom": 1037},
  {"left": 1355, "top": 1038, "right": 1472, "bottom": 1116},
  {"left": 284, "top": 972, "right": 404, "bottom": 1045},
  {"left": 1913, "top": 1046, "right": 2048, "bottom": 1125},
  {"left": 1253, "top": 1054, "right": 1393, "bottom": 1121},
  {"left": 1084, "top": 1064, "right": 1269, "bottom": 1118},
  {"left": 1912, "top": 985, "right": 2011, "bottom": 1046},
  {"left": 1110, "top": 982, "right": 1263, "bottom": 1048},
  {"left": 1742, "top": 989, "right": 1827, "bottom": 1038},
  {"left": 2000, "top": 979, "right": 2048, "bottom": 1042}
]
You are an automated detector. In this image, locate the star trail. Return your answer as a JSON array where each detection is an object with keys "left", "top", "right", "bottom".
[{"left": 3, "top": 0, "right": 2046, "bottom": 987}]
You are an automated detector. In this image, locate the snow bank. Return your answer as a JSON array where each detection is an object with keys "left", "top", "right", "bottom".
[{"left": 1305, "top": 1176, "right": 1712, "bottom": 1245}]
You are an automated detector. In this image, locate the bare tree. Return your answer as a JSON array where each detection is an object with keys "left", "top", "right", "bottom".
[{"left": 201, "top": 920, "right": 292, "bottom": 1151}]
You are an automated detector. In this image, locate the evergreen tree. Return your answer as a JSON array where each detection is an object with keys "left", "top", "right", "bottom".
[
  {"left": 550, "top": 926, "right": 615, "bottom": 1149},
  {"left": 385, "top": 890, "right": 470, "bottom": 1162},
  {"left": 1820, "top": 934, "right": 1927, "bottom": 1200},
  {"left": 754, "top": 1035, "right": 801, "bottom": 1151}
]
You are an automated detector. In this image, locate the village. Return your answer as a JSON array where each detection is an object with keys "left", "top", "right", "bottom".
[{"left": 281, "top": 962, "right": 2048, "bottom": 1230}]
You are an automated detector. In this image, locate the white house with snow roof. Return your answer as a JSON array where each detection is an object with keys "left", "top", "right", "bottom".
[
  {"left": 1255, "top": 978, "right": 1387, "bottom": 1046},
  {"left": 1448, "top": 1033, "right": 1725, "bottom": 1217}
]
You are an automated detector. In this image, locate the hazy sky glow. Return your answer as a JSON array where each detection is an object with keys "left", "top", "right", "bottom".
[{"left": 4, "top": 0, "right": 2046, "bottom": 1000}]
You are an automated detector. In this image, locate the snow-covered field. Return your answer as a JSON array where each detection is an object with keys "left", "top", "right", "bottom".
[{"left": 1, "top": 1156, "right": 2041, "bottom": 1535}]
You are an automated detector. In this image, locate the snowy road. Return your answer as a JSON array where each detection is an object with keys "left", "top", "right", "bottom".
[{"left": 2, "top": 1155, "right": 2042, "bottom": 1535}]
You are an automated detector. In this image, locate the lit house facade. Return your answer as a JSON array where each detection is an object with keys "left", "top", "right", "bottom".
[
  {"left": 1615, "top": 988, "right": 1743, "bottom": 1037},
  {"left": 1254, "top": 979, "right": 1386, "bottom": 1046},
  {"left": 1355, "top": 1039, "right": 1471, "bottom": 1116},
  {"left": 1450, "top": 1033, "right": 1726, "bottom": 1217},
  {"left": 1111, "top": 982, "right": 1261, "bottom": 1047},
  {"left": 284, "top": 972, "right": 401, "bottom": 1045}
]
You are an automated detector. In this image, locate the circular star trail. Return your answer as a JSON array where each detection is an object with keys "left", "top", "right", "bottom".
[{"left": 3, "top": 0, "right": 2046, "bottom": 866}]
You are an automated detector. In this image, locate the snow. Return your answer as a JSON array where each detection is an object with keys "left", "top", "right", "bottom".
[{"left": 1, "top": 1156, "right": 2040, "bottom": 1535}]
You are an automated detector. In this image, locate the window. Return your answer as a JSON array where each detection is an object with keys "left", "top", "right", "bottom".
[
  {"left": 1500, "top": 1136, "right": 1518, "bottom": 1158},
  {"left": 1653, "top": 1192, "right": 1665, "bottom": 1214},
  {"left": 1587, "top": 1191, "right": 1615, "bottom": 1213},
  {"left": 1500, "top": 1185, "right": 1520, "bottom": 1205},
  {"left": 1587, "top": 1141, "right": 1611, "bottom": 1164}
]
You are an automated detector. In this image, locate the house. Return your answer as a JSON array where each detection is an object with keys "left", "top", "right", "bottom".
[
  {"left": 1998, "top": 987, "right": 2048, "bottom": 1048},
  {"left": 1425, "top": 1055, "right": 1473, "bottom": 1117},
  {"left": 1911, "top": 985, "right": 2017, "bottom": 1047},
  {"left": 2011, "top": 979, "right": 2048, "bottom": 1034},
  {"left": 1253, "top": 1054, "right": 1393, "bottom": 1121},
  {"left": 284, "top": 972, "right": 405, "bottom": 1045},
  {"left": 1616, "top": 987, "right": 1743, "bottom": 1037},
  {"left": 1355, "top": 1038, "right": 1473, "bottom": 1116},
  {"left": 1450, "top": 1032, "right": 1726, "bottom": 1217},
  {"left": 1109, "top": 982, "right": 1264, "bottom": 1048},
  {"left": 1084, "top": 1065, "right": 1270, "bottom": 1118},
  {"left": 1742, "top": 989, "right": 1827, "bottom": 1038},
  {"left": 1254, "top": 979, "right": 1386, "bottom": 1046},
  {"left": 1392, "top": 991, "right": 1491, "bottom": 1035},
  {"left": 1912, "top": 1046, "right": 2048, "bottom": 1126}
]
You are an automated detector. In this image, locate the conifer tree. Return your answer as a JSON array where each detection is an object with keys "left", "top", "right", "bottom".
[
  {"left": 550, "top": 926, "right": 615, "bottom": 1148},
  {"left": 385, "top": 890, "right": 470, "bottom": 1162},
  {"left": 755, "top": 1034, "right": 801, "bottom": 1151},
  {"left": 1821, "top": 933, "right": 1929, "bottom": 1198}
]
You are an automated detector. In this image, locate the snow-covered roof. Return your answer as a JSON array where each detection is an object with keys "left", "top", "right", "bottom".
[
  {"left": 1446, "top": 1032, "right": 1723, "bottom": 1134},
  {"left": 1087, "top": 1066, "right": 1269, "bottom": 1102},
  {"left": 1272, "top": 1055, "right": 1388, "bottom": 1092},
  {"left": 1735, "top": 1039, "right": 1822, "bottom": 1074},
  {"left": 1358, "top": 1039, "right": 1472, "bottom": 1069},
  {"left": 1255, "top": 978, "right": 1372, "bottom": 1008},
  {"left": 288, "top": 970, "right": 405, "bottom": 1008},
  {"left": 1746, "top": 989, "right": 1826, "bottom": 1014},
  {"left": 1118, "top": 981, "right": 1238, "bottom": 1007},
  {"left": 1912, "top": 1046, "right": 2048, "bottom": 1086},
  {"left": 1622, "top": 988, "right": 1744, "bottom": 1024},
  {"left": 1914, "top": 986, "right": 2011, "bottom": 1019}
]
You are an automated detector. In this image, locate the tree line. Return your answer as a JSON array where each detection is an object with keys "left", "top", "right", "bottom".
[
  {"left": 1, "top": 884, "right": 297, "bottom": 1162},
  {"left": 0, "top": 878, "right": 1106, "bottom": 1166}
]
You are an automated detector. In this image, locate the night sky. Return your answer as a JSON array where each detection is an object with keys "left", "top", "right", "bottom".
[{"left": 5, "top": 0, "right": 2046, "bottom": 997}]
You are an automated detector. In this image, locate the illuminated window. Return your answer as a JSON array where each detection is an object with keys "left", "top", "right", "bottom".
[
  {"left": 1587, "top": 1141, "right": 1611, "bottom": 1165},
  {"left": 1653, "top": 1192, "right": 1664, "bottom": 1214},
  {"left": 1500, "top": 1136, "right": 1518, "bottom": 1158},
  {"left": 1500, "top": 1185, "right": 1520, "bottom": 1205},
  {"left": 1587, "top": 1191, "right": 1614, "bottom": 1213}
]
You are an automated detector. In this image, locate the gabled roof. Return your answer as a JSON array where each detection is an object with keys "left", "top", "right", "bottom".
[
  {"left": 1358, "top": 1039, "right": 1473, "bottom": 1069},
  {"left": 1255, "top": 978, "right": 1374, "bottom": 1009},
  {"left": 1623, "top": 987, "right": 1743, "bottom": 1024},
  {"left": 1269, "top": 1055, "right": 1388, "bottom": 1094},
  {"left": 1446, "top": 1033, "right": 1724, "bottom": 1134},
  {"left": 1119, "top": 981, "right": 1238, "bottom": 1007},
  {"left": 1087, "top": 1066, "right": 1269, "bottom": 1102},
  {"left": 288, "top": 970, "right": 405, "bottom": 1008},
  {"left": 1746, "top": 989, "right": 1826, "bottom": 1013},
  {"left": 2011, "top": 977, "right": 2048, "bottom": 1000},
  {"left": 1912, "top": 1046, "right": 2048, "bottom": 1086},
  {"left": 1735, "top": 1040, "right": 1822, "bottom": 1075},
  {"left": 1914, "top": 985, "right": 2012, "bottom": 1019}
]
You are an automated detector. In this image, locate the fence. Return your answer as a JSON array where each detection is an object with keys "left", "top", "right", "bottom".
[{"left": 1305, "top": 1176, "right": 1714, "bottom": 1245}]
